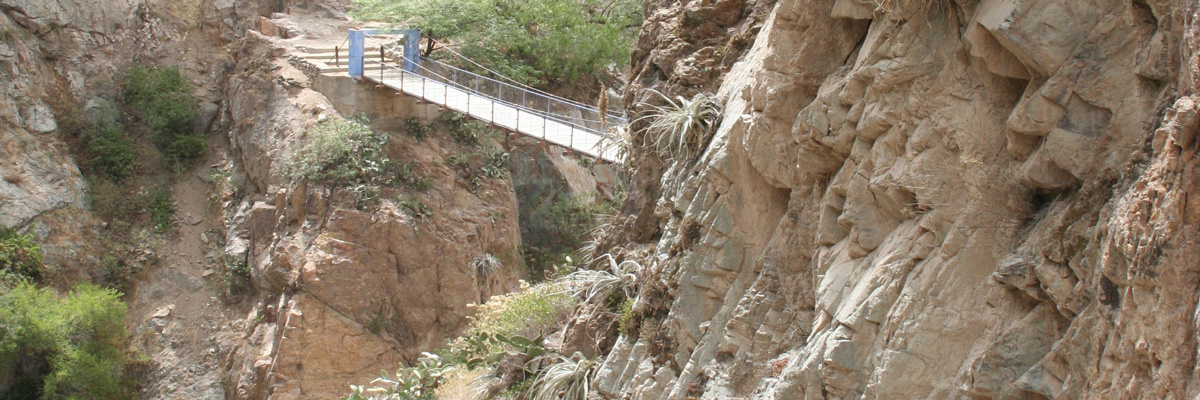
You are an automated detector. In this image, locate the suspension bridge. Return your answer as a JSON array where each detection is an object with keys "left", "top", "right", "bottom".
[{"left": 294, "top": 29, "right": 625, "bottom": 163}]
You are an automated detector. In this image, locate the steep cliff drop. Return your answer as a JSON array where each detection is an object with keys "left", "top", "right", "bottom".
[{"left": 593, "top": 0, "right": 1200, "bottom": 399}]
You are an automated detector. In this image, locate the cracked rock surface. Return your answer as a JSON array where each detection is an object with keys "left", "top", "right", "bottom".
[{"left": 596, "top": 0, "right": 1200, "bottom": 399}]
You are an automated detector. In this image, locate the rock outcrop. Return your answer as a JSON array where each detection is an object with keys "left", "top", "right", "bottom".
[
  {"left": 596, "top": 0, "right": 1200, "bottom": 399},
  {"left": 213, "top": 33, "right": 529, "bottom": 399},
  {"left": 0, "top": 0, "right": 535, "bottom": 398}
]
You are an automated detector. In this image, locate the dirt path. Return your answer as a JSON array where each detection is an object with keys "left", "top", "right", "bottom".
[{"left": 125, "top": 143, "right": 243, "bottom": 400}]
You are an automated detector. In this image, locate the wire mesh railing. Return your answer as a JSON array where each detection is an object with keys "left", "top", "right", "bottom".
[
  {"left": 346, "top": 29, "right": 626, "bottom": 162},
  {"left": 412, "top": 58, "right": 626, "bottom": 132},
  {"left": 366, "top": 57, "right": 622, "bottom": 162}
]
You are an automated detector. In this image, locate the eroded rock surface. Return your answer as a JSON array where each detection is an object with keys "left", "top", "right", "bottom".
[{"left": 597, "top": 0, "right": 1200, "bottom": 399}]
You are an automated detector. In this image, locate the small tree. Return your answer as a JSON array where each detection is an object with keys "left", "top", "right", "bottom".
[
  {"left": 0, "top": 283, "right": 135, "bottom": 399},
  {"left": 352, "top": 0, "right": 641, "bottom": 85}
]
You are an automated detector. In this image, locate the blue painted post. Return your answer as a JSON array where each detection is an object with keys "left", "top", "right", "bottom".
[
  {"left": 403, "top": 29, "right": 420, "bottom": 73},
  {"left": 348, "top": 30, "right": 365, "bottom": 77}
]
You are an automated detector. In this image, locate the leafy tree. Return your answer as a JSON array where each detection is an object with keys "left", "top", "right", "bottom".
[
  {"left": 352, "top": 0, "right": 641, "bottom": 85},
  {"left": 0, "top": 282, "right": 135, "bottom": 399}
]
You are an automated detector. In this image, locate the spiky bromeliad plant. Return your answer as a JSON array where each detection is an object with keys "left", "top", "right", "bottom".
[
  {"left": 635, "top": 90, "right": 722, "bottom": 161},
  {"left": 528, "top": 352, "right": 595, "bottom": 400},
  {"left": 595, "top": 124, "right": 633, "bottom": 164},
  {"left": 556, "top": 253, "right": 641, "bottom": 307}
]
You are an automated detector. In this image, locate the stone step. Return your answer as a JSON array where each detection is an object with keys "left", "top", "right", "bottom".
[{"left": 293, "top": 46, "right": 380, "bottom": 55}]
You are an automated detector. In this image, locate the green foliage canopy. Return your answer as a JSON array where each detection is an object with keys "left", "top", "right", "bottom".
[
  {"left": 352, "top": 0, "right": 641, "bottom": 85},
  {"left": 0, "top": 283, "right": 134, "bottom": 400}
]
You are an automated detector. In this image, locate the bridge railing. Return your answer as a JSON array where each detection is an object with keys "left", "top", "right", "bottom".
[
  {"left": 374, "top": 56, "right": 623, "bottom": 161},
  {"left": 412, "top": 58, "right": 626, "bottom": 133}
]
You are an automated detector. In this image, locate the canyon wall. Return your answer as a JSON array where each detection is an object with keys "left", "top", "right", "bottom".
[
  {"left": 597, "top": 0, "right": 1200, "bottom": 399},
  {"left": 217, "top": 37, "right": 530, "bottom": 398},
  {"left": 0, "top": 0, "right": 538, "bottom": 398}
]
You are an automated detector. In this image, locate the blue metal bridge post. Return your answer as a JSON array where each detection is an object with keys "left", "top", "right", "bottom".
[
  {"left": 348, "top": 29, "right": 365, "bottom": 77},
  {"left": 403, "top": 29, "right": 420, "bottom": 73}
]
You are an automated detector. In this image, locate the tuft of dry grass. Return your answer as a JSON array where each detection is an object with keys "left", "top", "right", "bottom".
[
  {"left": 872, "top": 0, "right": 951, "bottom": 19},
  {"left": 434, "top": 368, "right": 489, "bottom": 400}
]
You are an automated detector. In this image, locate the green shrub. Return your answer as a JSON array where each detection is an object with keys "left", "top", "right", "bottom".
[
  {"left": 121, "top": 64, "right": 204, "bottom": 169},
  {"left": 402, "top": 117, "right": 430, "bottom": 141},
  {"left": 286, "top": 117, "right": 388, "bottom": 184},
  {"left": 163, "top": 133, "right": 207, "bottom": 167},
  {"left": 0, "top": 282, "right": 135, "bottom": 400},
  {"left": 0, "top": 227, "right": 45, "bottom": 282},
  {"left": 409, "top": 177, "right": 435, "bottom": 192},
  {"left": 441, "top": 113, "right": 484, "bottom": 146},
  {"left": 221, "top": 255, "right": 252, "bottom": 299},
  {"left": 618, "top": 297, "right": 637, "bottom": 336},
  {"left": 87, "top": 127, "right": 138, "bottom": 181},
  {"left": 397, "top": 198, "right": 433, "bottom": 222},
  {"left": 353, "top": 0, "right": 640, "bottom": 85},
  {"left": 480, "top": 147, "right": 510, "bottom": 179},
  {"left": 285, "top": 117, "right": 430, "bottom": 206},
  {"left": 466, "top": 281, "right": 575, "bottom": 339},
  {"left": 147, "top": 184, "right": 174, "bottom": 234},
  {"left": 344, "top": 332, "right": 546, "bottom": 400},
  {"left": 122, "top": 65, "right": 189, "bottom": 105}
]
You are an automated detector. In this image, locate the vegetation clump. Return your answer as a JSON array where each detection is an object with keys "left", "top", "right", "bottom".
[
  {"left": 403, "top": 117, "right": 431, "bottom": 141},
  {"left": 527, "top": 352, "right": 594, "bottom": 400},
  {"left": 0, "top": 282, "right": 137, "bottom": 400},
  {"left": 636, "top": 90, "right": 722, "bottom": 161},
  {"left": 86, "top": 127, "right": 138, "bottom": 181},
  {"left": 397, "top": 197, "right": 434, "bottom": 222},
  {"left": 121, "top": 65, "right": 205, "bottom": 167},
  {"left": 467, "top": 281, "right": 575, "bottom": 339},
  {"left": 343, "top": 278, "right": 580, "bottom": 400},
  {"left": 0, "top": 227, "right": 45, "bottom": 282},
  {"left": 353, "top": 0, "right": 641, "bottom": 85},
  {"left": 147, "top": 184, "right": 175, "bottom": 234},
  {"left": 523, "top": 194, "right": 617, "bottom": 280},
  {"left": 285, "top": 116, "right": 432, "bottom": 206}
]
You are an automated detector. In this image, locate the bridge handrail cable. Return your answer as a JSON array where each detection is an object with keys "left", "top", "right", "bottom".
[
  {"left": 430, "top": 40, "right": 625, "bottom": 122},
  {"left": 381, "top": 50, "right": 622, "bottom": 131},
  {"left": 377, "top": 56, "right": 610, "bottom": 140},
  {"left": 415, "top": 58, "right": 619, "bottom": 127}
]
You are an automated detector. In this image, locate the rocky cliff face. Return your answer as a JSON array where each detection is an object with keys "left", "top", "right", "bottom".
[
  {"left": 597, "top": 0, "right": 1200, "bottom": 399},
  {"left": 216, "top": 36, "right": 529, "bottom": 398},
  {"left": 0, "top": 0, "right": 539, "bottom": 398}
]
